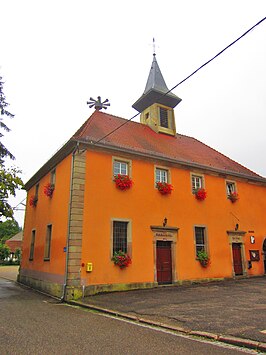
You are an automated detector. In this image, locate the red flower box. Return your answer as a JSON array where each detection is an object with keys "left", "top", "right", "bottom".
[
  {"left": 112, "top": 250, "right": 132, "bottom": 269},
  {"left": 156, "top": 182, "right": 173, "bottom": 195},
  {"left": 114, "top": 174, "right": 133, "bottom": 190},
  {"left": 228, "top": 192, "right": 239, "bottom": 203},
  {"left": 195, "top": 188, "right": 207, "bottom": 201},
  {"left": 44, "top": 183, "right": 55, "bottom": 197},
  {"left": 29, "top": 195, "right": 38, "bottom": 207}
]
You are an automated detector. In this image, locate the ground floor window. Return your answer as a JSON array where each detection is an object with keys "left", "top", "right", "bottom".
[
  {"left": 113, "top": 221, "right": 128, "bottom": 254},
  {"left": 44, "top": 224, "right": 52, "bottom": 261},
  {"left": 29, "top": 230, "right": 36, "bottom": 261},
  {"left": 194, "top": 226, "right": 207, "bottom": 254}
]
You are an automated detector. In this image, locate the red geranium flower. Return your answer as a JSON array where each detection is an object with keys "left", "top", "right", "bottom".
[
  {"left": 113, "top": 174, "right": 133, "bottom": 190},
  {"left": 44, "top": 183, "right": 55, "bottom": 197},
  {"left": 156, "top": 182, "right": 173, "bottom": 195},
  {"left": 195, "top": 188, "right": 207, "bottom": 201},
  {"left": 112, "top": 250, "right": 132, "bottom": 269}
]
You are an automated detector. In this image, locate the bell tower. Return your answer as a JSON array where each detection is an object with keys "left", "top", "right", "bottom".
[{"left": 132, "top": 53, "right": 181, "bottom": 136}]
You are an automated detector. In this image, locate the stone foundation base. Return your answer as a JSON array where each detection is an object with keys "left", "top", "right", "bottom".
[
  {"left": 17, "top": 275, "right": 240, "bottom": 300},
  {"left": 17, "top": 274, "right": 63, "bottom": 299},
  {"left": 83, "top": 281, "right": 158, "bottom": 297}
]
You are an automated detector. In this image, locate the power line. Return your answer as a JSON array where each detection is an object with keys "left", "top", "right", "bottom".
[
  {"left": 93, "top": 16, "right": 266, "bottom": 145},
  {"left": 167, "top": 16, "right": 266, "bottom": 94}
]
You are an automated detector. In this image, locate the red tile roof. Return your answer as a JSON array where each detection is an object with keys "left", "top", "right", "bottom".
[
  {"left": 5, "top": 231, "right": 23, "bottom": 252},
  {"left": 73, "top": 111, "right": 263, "bottom": 180}
]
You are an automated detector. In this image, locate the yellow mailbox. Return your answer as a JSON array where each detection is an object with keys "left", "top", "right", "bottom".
[{"left": 86, "top": 262, "right": 93, "bottom": 272}]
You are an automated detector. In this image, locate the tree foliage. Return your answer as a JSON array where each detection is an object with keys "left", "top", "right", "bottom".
[
  {"left": 0, "top": 75, "right": 24, "bottom": 221},
  {"left": 0, "top": 219, "right": 21, "bottom": 243},
  {"left": 14, "top": 248, "right": 21, "bottom": 262},
  {"left": 0, "top": 243, "right": 10, "bottom": 261},
  {"left": 0, "top": 76, "right": 14, "bottom": 163}
]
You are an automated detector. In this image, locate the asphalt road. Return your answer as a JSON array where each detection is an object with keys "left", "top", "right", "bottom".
[{"left": 0, "top": 278, "right": 257, "bottom": 355}]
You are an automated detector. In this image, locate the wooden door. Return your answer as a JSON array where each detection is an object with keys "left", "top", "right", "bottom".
[
  {"left": 263, "top": 239, "right": 266, "bottom": 274},
  {"left": 156, "top": 241, "right": 172, "bottom": 284},
  {"left": 232, "top": 243, "right": 243, "bottom": 275}
]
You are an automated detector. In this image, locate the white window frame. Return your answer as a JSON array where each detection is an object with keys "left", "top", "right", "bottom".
[
  {"left": 191, "top": 174, "right": 204, "bottom": 193},
  {"left": 226, "top": 181, "right": 236, "bottom": 196},
  {"left": 194, "top": 225, "right": 208, "bottom": 256},
  {"left": 155, "top": 167, "right": 169, "bottom": 184},
  {"left": 112, "top": 157, "right": 131, "bottom": 177}
]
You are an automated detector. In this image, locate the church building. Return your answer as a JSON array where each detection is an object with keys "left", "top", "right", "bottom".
[{"left": 19, "top": 53, "right": 266, "bottom": 300}]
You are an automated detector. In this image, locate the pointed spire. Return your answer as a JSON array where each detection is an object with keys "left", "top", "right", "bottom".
[
  {"left": 132, "top": 53, "right": 181, "bottom": 113},
  {"left": 143, "top": 53, "right": 169, "bottom": 95}
]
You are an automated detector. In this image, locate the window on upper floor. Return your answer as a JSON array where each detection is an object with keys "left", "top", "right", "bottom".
[
  {"left": 226, "top": 181, "right": 236, "bottom": 196},
  {"left": 155, "top": 167, "right": 169, "bottom": 184},
  {"left": 29, "top": 230, "right": 36, "bottom": 261},
  {"left": 194, "top": 226, "right": 207, "bottom": 255},
  {"left": 34, "top": 183, "right": 39, "bottom": 204},
  {"left": 44, "top": 224, "right": 52, "bottom": 261},
  {"left": 113, "top": 157, "right": 131, "bottom": 177},
  {"left": 50, "top": 169, "right": 56, "bottom": 186},
  {"left": 191, "top": 174, "right": 204, "bottom": 193}
]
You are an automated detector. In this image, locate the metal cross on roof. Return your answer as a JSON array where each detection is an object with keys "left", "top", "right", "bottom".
[{"left": 87, "top": 96, "right": 110, "bottom": 111}]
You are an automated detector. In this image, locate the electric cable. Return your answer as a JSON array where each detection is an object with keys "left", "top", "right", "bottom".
[{"left": 93, "top": 16, "right": 266, "bottom": 145}]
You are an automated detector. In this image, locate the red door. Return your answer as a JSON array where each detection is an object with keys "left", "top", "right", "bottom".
[
  {"left": 232, "top": 243, "right": 243, "bottom": 275},
  {"left": 156, "top": 241, "right": 172, "bottom": 284}
]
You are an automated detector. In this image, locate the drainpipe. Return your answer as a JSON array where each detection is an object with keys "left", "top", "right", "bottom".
[{"left": 62, "top": 142, "right": 79, "bottom": 301}]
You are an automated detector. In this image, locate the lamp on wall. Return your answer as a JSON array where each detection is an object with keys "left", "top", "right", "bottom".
[
  {"left": 163, "top": 218, "right": 167, "bottom": 227},
  {"left": 235, "top": 223, "right": 239, "bottom": 231}
]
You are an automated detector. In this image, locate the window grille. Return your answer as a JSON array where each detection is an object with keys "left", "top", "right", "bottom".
[{"left": 113, "top": 221, "right": 128, "bottom": 254}]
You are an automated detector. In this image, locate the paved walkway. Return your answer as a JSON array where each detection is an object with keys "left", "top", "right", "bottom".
[
  {"left": 1, "top": 266, "right": 266, "bottom": 351},
  {"left": 78, "top": 277, "right": 266, "bottom": 348},
  {"left": 0, "top": 265, "right": 19, "bottom": 281}
]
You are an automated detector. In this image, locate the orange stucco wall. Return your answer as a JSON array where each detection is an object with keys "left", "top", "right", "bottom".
[
  {"left": 80, "top": 150, "right": 266, "bottom": 285},
  {"left": 21, "top": 155, "right": 72, "bottom": 277},
  {"left": 21, "top": 147, "right": 266, "bottom": 291}
]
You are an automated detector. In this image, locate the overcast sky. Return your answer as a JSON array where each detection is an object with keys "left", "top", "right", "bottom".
[{"left": 1, "top": 1, "right": 266, "bottom": 226}]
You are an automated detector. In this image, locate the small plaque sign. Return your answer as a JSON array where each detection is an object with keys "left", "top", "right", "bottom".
[{"left": 155, "top": 232, "right": 174, "bottom": 238}]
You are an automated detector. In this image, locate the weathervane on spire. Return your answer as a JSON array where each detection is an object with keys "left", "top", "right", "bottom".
[
  {"left": 87, "top": 96, "right": 110, "bottom": 111},
  {"left": 153, "top": 37, "right": 156, "bottom": 56}
]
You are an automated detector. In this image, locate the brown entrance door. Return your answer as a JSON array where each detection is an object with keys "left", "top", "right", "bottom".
[
  {"left": 156, "top": 241, "right": 172, "bottom": 284},
  {"left": 232, "top": 243, "right": 243, "bottom": 275},
  {"left": 263, "top": 239, "right": 266, "bottom": 274}
]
